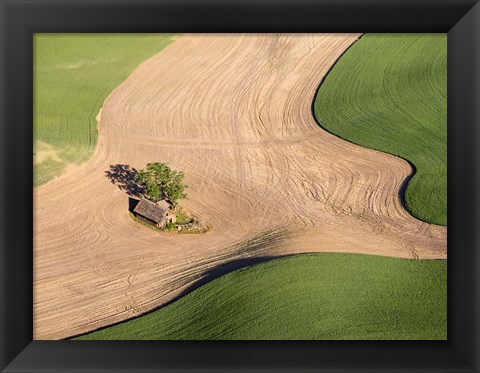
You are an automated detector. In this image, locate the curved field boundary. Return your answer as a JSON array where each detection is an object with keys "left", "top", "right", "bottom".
[
  {"left": 34, "top": 34, "right": 175, "bottom": 186},
  {"left": 77, "top": 253, "right": 446, "bottom": 340},
  {"left": 34, "top": 34, "right": 447, "bottom": 340},
  {"left": 314, "top": 34, "right": 447, "bottom": 226}
]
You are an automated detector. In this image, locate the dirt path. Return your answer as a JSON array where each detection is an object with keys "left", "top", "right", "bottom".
[{"left": 34, "top": 34, "right": 447, "bottom": 340}]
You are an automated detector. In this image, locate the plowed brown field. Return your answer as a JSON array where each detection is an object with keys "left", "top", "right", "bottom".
[{"left": 34, "top": 34, "right": 447, "bottom": 340}]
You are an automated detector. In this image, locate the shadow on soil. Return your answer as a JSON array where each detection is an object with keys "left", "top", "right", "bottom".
[
  {"left": 105, "top": 164, "right": 145, "bottom": 198},
  {"left": 310, "top": 34, "right": 427, "bottom": 225},
  {"left": 128, "top": 197, "right": 140, "bottom": 212},
  {"left": 69, "top": 254, "right": 293, "bottom": 340},
  {"left": 175, "top": 255, "right": 289, "bottom": 301},
  {"left": 74, "top": 179, "right": 293, "bottom": 340}
]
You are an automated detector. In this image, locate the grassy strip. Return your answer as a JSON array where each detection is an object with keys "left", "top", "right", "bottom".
[
  {"left": 34, "top": 34, "right": 176, "bottom": 186},
  {"left": 77, "top": 253, "right": 446, "bottom": 340},
  {"left": 314, "top": 34, "right": 447, "bottom": 225}
]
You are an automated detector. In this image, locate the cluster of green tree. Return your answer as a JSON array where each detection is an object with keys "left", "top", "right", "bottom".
[{"left": 136, "top": 162, "right": 187, "bottom": 206}]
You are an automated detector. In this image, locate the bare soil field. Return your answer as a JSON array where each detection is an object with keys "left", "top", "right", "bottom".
[{"left": 34, "top": 34, "right": 447, "bottom": 340}]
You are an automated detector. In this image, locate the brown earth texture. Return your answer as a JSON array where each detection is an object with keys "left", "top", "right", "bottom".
[{"left": 34, "top": 34, "right": 447, "bottom": 340}]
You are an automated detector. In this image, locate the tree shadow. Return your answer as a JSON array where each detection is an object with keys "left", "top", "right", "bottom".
[{"left": 105, "top": 164, "right": 145, "bottom": 198}]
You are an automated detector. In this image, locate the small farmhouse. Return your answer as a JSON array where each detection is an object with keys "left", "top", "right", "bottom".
[{"left": 133, "top": 198, "right": 176, "bottom": 228}]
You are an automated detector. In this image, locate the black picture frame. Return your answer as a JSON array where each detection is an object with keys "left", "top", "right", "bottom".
[{"left": 1, "top": 0, "right": 479, "bottom": 372}]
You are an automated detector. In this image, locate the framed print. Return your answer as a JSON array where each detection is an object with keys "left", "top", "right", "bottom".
[{"left": 1, "top": 0, "right": 479, "bottom": 372}]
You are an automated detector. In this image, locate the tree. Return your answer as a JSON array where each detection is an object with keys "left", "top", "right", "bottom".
[{"left": 136, "top": 162, "right": 187, "bottom": 207}]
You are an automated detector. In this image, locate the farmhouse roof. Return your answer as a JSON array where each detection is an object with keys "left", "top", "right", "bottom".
[
  {"left": 157, "top": 200, "right": 171, "bottom": 211},
  {"left": 133, "top": 198, "right": 170, "bottom": 223}
]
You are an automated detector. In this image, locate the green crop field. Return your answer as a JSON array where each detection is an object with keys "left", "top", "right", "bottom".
[
  {"left": 314, "top": 34, "right": 447, "bottom": 226},
  {"left": 34, "top": 34, "right": 175, "bottom": 186},
  {"left": 77, "top": 253, "right": 446, "bottom": 340}
]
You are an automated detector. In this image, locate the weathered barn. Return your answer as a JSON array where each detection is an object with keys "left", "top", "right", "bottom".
[{"left": 133, "top": 198, "right": 176, "bottom": 228}]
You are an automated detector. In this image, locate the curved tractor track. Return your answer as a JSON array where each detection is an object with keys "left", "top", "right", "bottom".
[{"left": 34, "top": 34, "right": 446, "bottom": 340}]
